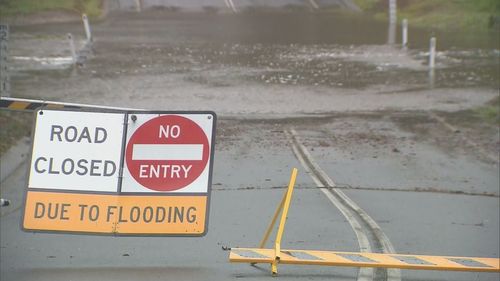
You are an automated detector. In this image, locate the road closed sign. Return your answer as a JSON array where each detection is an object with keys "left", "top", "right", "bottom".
[{"left": 22, "top": 109, "right": 216, "bottom": 236}]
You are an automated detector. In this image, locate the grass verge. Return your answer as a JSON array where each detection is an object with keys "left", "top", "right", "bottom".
[
  {"left": 0, "top": 110, "right": 33, "bottom": 155},
  {"left": 473, "top": 96, "right": 500, "bottom": 125},
  {"left": 0, "top": 0, "right": 102, "bottom": 19},
  {"left": 353, "top": 0, "right": 500, "bottom": 32}
]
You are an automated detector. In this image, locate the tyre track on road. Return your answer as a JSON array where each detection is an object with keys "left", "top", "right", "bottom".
[{"left": 286, "top": 128, "right": 401, "bottom": 281}]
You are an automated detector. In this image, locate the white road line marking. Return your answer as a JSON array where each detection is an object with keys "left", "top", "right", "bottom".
[{"left": 287, "top": 128, "right": 402, "bottom": 281}]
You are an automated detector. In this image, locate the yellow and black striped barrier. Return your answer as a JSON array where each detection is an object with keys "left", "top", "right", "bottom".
[
  {"left": 228, "top": 168, "right": 500, "bottom": 275},
  {"left": 230, "top": 248, "right": 500, "bottom": 273},
  {"left": 0, "top": 97, "right": 139, "bottom": 112},
  {"left": 1, "top": 97, "right": 68, "bottom": 111}
]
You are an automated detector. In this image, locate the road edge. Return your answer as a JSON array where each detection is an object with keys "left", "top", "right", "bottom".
[{"left": 0, "top": 136, "right": 30, "bottom": 184}]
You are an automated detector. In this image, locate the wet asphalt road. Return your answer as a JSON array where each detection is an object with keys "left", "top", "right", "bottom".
[{"left": 2, "top": 10, "right": 500, "bottom": 281}]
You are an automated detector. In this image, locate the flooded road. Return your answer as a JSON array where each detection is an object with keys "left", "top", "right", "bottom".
[
  {"left": 10, "top": 11, "right": 499, "bottom": 91},
  {"left": 8, "top": 11, "right": 499, "bottom": 113},
  {"left": 2, "top": 9, "right": 499, "bottom": 281}
]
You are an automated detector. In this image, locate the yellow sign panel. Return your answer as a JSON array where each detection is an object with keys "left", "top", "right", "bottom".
[
  {"left": 23, "top": 191, "right": 207, "bottom": 235},
  {"left": 230, "top": 248, "right": 500, "bottom": 273}
]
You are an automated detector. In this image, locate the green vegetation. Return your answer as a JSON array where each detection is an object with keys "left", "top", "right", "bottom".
[
  {"left": 352, "top": 0, "right": 378, "bottom": 11},
  {"left": 0, "top": 111, "right": 32, "bottom": 155},
  {"left": 353, "top": 0, "right": 500, "bottom": 32},
  {"left": 474, "top": 96, "right": 500, "bottom": 124},
  {"left": 0, "top": 0, "right": 102, "bottom": 18}
]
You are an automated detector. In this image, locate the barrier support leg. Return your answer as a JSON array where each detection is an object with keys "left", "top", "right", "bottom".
[
  {"left": 258, "top": 188, "right": 287, "bottom": 249},
  {"left": 271, "top": 168, "right": 298, "bottom": 276}
]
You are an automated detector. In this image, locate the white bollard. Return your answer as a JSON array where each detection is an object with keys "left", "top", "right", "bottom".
[
  {"left": 135, "top": 0, "right": 142, "bottom": 12},
  {"left": 387, "top": 0, "right": 397, "bottom": 44},
  {"left": 389, "top": 0, "right": 397, "bottom": 24},
  {"left": 307, "top": 0, "right": 319, "bottom": 9},
  {"left": 429, "top": 37, "right": 436, "bottom": 69},
  {"left": 67, "top": 33, "right": 77, "bottom": 65},
  {"left": 82, "top": 14, "right": 92, "bottom": 42},
  {"left": 402, "top": 19, "right": 408, "bottom": 48}
]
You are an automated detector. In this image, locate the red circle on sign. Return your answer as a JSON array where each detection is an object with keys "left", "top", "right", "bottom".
[{"left": 125, "top": 115, "right": 210, "bottom": 192}]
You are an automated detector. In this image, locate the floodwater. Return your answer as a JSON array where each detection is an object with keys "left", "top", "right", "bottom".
[{"left": 10, "top": 11, "right": 500, "bottom": 91}]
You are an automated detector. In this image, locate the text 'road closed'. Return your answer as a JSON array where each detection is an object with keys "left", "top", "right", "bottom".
[{"left": 33, "top": 125, "right": 117, "bottom": 177}]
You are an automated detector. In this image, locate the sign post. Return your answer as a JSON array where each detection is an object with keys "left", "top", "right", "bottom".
[
  {"left": 22, "top": 109, "right": 216, "bottom": 236},
  {"left": 0, "top": 24, "right": 10, "bottom": 96}
]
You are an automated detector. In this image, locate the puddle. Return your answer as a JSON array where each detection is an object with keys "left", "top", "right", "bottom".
[{"left": 11, "top": 56, "right": 74, "bottom": 70}]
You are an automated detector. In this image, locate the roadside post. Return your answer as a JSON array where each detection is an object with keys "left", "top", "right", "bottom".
[
  {"left": 135, "top": 0, "right": 142, "bottom": 12},
  {"left": 22, "top": 109, "right": 216, "bottom": 236},
  {"left": 429, "top": 37, "right": 436, "bottom": 69},
  {"left": 387, "top": 0, "right": 397, "bottom": 44},
  {"left": 389, "top": 0, "right": 397, "bottom": 24},
  {"left": 82, "top": 14, "right": 92, "bottom": 42},
  {"left": 402, "top": 19, "right": 408, "bottom": 48},
  {"left": 428, "top": 37, "right": 436, "bottom": 87},
  {"left": 67, "top": 33, "right": 77, "bottom": 65},
  {"left": 0, "top": 24, "right": 10, "bottom": 96},
  {"left": 306, "top": 0, "right": 319, "bottom": 10}
]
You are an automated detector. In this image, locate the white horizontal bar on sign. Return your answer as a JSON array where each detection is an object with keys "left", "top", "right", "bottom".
[{"left": 132, "top": 144, "right": 203, "bottom": 161}]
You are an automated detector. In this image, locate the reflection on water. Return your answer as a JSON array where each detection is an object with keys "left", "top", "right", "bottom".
[
  {"left": 87, "top": 39, "right": 498, "bottom": 90},
  {"left": 14, "top": 11, "right": 500, "bottom": 90},
  {"left": 387, "top": 22, "right": 396, "bottom": 45},
  {"left": 428, "top": 68, "right": 435, "bottom": 89}
]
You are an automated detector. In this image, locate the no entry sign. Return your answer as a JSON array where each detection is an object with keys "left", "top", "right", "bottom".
[
  {"left": 123, "top": 114, "right": 212, "bottom": 193},
  {"left": 22, "top": 109, "right": 216, "bottom": 236}
]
